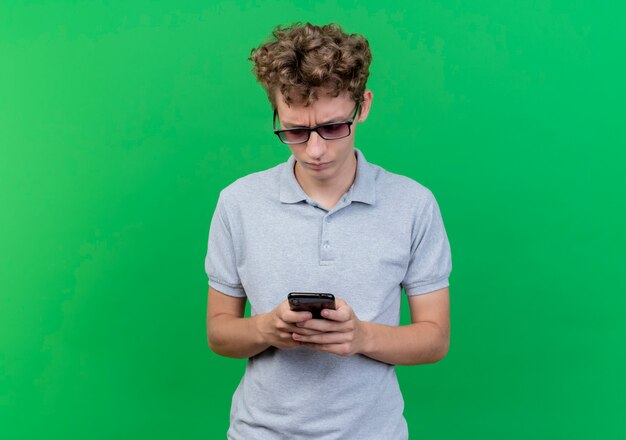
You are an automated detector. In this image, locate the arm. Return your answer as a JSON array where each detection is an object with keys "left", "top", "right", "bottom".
[
  {"left": 360, "top": 287, "right": 450, "bottom": 365},
  {"left": 206, "top": 287, "right": 267, "bottom": 358},
  {"left": 294, "top": 287, "right": 450, "bottom": 366},
  {"left": 206, "top": 287, "right": 323, "bottom": 359}
]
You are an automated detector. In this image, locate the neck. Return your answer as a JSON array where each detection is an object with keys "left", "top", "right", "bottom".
[{"left": 294, "top": 152, "right": 358, "bottom": 210}]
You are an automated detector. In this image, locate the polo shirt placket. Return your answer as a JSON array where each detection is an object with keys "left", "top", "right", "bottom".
[
  {"left": 320, "top": 211, "right": 333, "bottom": 265},
  {"left": 205, "top": 147, "right": 452, "bottom": 440},
  {"left": 319, "top": 197, "right": 357, "bottom": 265},
  {"left": 282, "top": 150, "right": 377, "bottom": 267}
]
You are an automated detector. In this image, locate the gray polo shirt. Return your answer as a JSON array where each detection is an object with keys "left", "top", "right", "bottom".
[{"left": 206, "top": 148, "right": 452, "bottom": 440}]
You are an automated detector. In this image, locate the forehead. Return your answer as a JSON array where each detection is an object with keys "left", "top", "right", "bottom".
[{"left": 275, "top": 91, "right": 354, "bottom": 126}]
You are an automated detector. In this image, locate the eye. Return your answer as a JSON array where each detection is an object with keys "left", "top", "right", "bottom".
[
  {"left": 318, "top": 123, "right": 350, "bottom": 139},
  {"left": 321, "top": 123, "right": 344, "bottom": 134},
  {"left": 283, "top": 129, "right": 306, "bottom": 138},
  {"left": 281, "top": 128, "right": 308, "bottom": 142}
]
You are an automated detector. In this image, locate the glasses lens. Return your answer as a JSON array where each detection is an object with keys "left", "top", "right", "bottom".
[
  {"left": 280, "top": 129, "right": 308, "bottom": 144},
  {"left": 318, "top": 123, "right": 350, "bottom": 140}
]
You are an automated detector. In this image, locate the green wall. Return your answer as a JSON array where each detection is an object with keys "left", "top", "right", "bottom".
[{"left": 1, "top": 1, "right": 624, "bottom": 438}]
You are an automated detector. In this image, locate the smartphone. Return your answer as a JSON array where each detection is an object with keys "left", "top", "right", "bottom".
[{"left": 288, "top": 292, "right": 336, "bottom": 319}]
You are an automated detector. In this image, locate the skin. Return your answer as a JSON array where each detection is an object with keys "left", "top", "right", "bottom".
[
  {"left": 207, "top": 89, "right": 450, "bottom": 365},
  {"left": 207, "top": 286, "right": 450, "bottom": 365},
  {"left": 274, "top": 89, "right": 373, "bottom": 210}
]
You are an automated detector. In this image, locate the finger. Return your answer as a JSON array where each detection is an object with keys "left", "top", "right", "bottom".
[
  {"left": 278, "top": 300, "right": 313, "bottom": 323},
  {"left": 281, "top": 310, "right": 313, "bottom": 323},
  {"left": 279, "top": 323, "right": 322, "bottom": 336},
  {"left": 295, "top": 319, "right": 347, "bottom": 333},
  {"left": 278, "top": 331, "right": 297, "bottom": 342},
  {"left": 292, "top": 332, "right": 347, "bottom": 344},
  {"left": 289, "top": 327, "right": 325, "bottom": 336},
  {"left": 318, "top": 297, "right": 351, "bottom": 322}
]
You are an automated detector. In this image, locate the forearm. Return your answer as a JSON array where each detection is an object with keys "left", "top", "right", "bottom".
[
  {"left": 359, "top": 321, "right": 449, "bottom": 366},
  {"left": 208, "top": 314, "right": 270, "bottom": 359}
]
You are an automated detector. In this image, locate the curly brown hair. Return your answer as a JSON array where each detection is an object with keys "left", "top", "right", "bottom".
[{"left": 249, "top": 22, "right": 372, "bottom": 108}]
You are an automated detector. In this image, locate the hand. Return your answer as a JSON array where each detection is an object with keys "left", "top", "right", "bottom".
[
  {"left": 291, "top": 298, "right": 366, "bottom": 356},
  {"left": 258, "top": 300, "right": 325, "bottom": 350}
]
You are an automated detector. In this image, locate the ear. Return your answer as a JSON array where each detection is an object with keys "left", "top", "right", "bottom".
[{"left": 357, "top": 89, "right": 374, "bottom": 122}]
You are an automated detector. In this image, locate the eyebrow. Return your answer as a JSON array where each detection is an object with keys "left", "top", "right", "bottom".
[{"left": 281, "top": 115, "right": 349, "bottom": 129}]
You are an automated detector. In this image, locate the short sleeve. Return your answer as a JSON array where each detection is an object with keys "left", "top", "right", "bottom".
[
  {"left": 402, "top": 192, "right": 452, "bottom": 296},
  {"left": 204, "top": 193, "right": 246, "bottom": 298}
]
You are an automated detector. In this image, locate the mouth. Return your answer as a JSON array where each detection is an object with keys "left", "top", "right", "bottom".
[{"left": 306, "top": 162, "right": 331, "bottom": 170}]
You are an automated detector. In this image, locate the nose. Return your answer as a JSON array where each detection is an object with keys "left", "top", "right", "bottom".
[{"left": 306, "top": 131, "right": 326, "bottom": 160}]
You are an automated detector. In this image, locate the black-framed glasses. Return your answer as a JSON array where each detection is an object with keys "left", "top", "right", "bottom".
[{"left": 273, "top": 102, "right": 361, "bottom": 145}]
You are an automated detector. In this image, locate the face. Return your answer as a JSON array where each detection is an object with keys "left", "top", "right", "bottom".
[{"left": 274, "top": 90, "right": 373, "bottom": 185}]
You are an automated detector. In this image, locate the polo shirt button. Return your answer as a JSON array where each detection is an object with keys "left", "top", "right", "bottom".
[{"left": 323, "top": 243, "right": 330, "bottom": 249}]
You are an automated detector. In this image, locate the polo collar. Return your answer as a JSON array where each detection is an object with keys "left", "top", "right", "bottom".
[
  {"left": 279, "top": 148, "right": 376, "bottom": 205},
  {"left": 347, "top": 148, "right": 376, "bottom": 205},
  {"left": 279, "top": 155, "right": 308, "bottom": 204}
]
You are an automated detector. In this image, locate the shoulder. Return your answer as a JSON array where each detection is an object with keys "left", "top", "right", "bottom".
[
  {"left": 370, "top": 162, "right": 436, "bottom": 208},
  {"left": 218, "top": 161, "right": 284, "bottom": 206}
]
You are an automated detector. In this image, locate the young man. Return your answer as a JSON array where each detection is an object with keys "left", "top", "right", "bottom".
[{"left": 205, "top": 23, "right": 452, "bottom": 439}]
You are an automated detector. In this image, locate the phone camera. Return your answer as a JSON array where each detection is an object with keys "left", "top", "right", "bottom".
[{"left": 292, "top": 299, "right": 300, "bottom": 306}]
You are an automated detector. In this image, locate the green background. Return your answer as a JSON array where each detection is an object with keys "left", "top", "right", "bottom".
[{"left": 1, "top": 0, "right": 624, "bottom": 438}]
